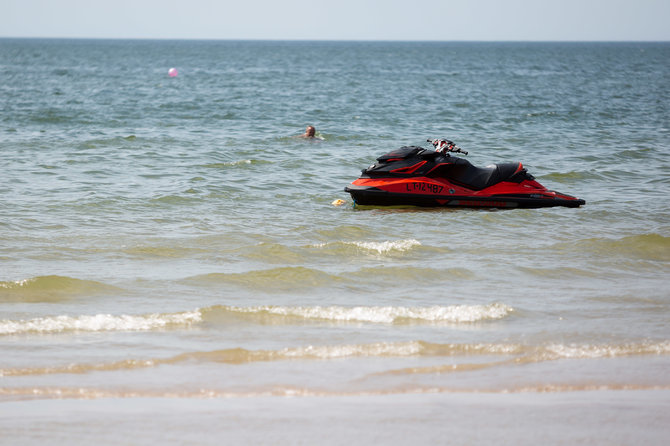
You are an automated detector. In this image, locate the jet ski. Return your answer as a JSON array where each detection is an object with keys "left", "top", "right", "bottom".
[{"left": 344, "top": 139, "right": 585, "bottom": 209}]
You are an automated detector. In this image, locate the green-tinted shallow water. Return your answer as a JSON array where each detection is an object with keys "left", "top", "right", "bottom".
[{"left": 1, "top": 39, "right": 669, "bottom": 444}]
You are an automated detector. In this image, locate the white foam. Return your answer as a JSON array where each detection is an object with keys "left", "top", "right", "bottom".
[
  {"left": 0, "top": 311, "right": 202, "bottom": 335},
  {"left": 231, "top": 303, "right": 512, "bottom": 324},
  {"left": 312, "top": 239, "right": 421, "bottom": 254},
  {"left": 545, "top": 341, "right": 670, "bottom": 359},
  {"left": 0, "top": 278, "right": 39, "bottom": 289},
  {"left": 227, "top": 159, "right": 252, "bottom": 166},
  {"left": 279, "top": 341, "right": 425, "bottom": 359},
  {"left": 351, "top": 239, "right": 421, "bottom": 254}
]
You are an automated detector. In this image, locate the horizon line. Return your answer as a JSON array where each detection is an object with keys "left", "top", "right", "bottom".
[{"left": 1, "top": 36, "right": 668, "bottom": 44}]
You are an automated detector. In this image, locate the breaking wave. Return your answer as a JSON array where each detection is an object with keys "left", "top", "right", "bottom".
[
  {"left": 185, "top": 264, "right": 472, "bottom": 290},
  {"left": 312, "top": 239, "right": 422, "bottom": 255},
  {"left": 0, "top": 311, "right": 202, "bottom": 335},
  {"left": 202, "top": 303, "right": 511, "bottom": 324},
  {"left": 0, "top": 303, "right": 511, "bottom": 336},
  {"left": 185, "top": 267, "right": 342, "bottom": 290},
  {"left": 0, "top": 275, "right": 122, "bottom": 303},
  {"left": 562, "top": 233, "right": 670, "bottom": 262}
]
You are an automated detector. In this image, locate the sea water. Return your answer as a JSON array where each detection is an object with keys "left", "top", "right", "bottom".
[{"left": 1, "top": 39, "right": 669, "bottom": 444}]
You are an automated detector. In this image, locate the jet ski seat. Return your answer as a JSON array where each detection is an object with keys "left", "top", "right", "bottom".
[{"left": 441, "top": 159, "right": 523, "bottom": 190}]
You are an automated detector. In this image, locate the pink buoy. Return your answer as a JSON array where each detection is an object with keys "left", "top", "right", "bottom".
[{"left": 168, "top": 68, "right": 178, "bottom": 77}]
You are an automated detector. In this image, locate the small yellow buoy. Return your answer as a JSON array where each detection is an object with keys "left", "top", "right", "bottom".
[{"left": 331, "top": 199, "right": 347, "bottom": 206}]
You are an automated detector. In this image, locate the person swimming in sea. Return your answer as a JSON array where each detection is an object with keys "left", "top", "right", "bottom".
[
  {"left": 300, "top": 125, "right": 316, "bottom": 138},
  {"left": 295, "top": 125, "right": 324, "bottom": 140}
]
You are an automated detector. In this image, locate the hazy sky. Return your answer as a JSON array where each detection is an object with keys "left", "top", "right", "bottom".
[{"left": 2, "top": 0, "right": 669, "bottom": 41}]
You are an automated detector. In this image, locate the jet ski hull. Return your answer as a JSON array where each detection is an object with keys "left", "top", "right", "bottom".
[{"left": 345, "top": 184, "right": 585, "bottom": 208}]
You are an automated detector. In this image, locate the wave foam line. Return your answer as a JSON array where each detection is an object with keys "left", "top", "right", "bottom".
[
  {"left": 350, "top": 239, "right": 421, "bottom": 254},
  {"left": 0, "top": 341, "right": 440, "bottom": 376},
  {"left": 3, "top": 384, "right": 670, "bottom": 401},
  {"left": 0, "top": 311, "right": 202, "bottom": 335},
  {"left": 1, "top": 341, "right": 514, "bottom": 377},
  {"left": 373, "top": 359, "right": 519, "bottom": 377},
  {"left": 543, "top": 341, "right": 670, "bottom": 359},
  {"left": 313, "top": 239, "right": 421, "bottom": 254},
  {"left": 202, "top": 160, "right": 254, "bottom": 168},
  {"left": 206, "top": 303, "right": 513, "bottom": 324},
  {"left": 0, "top": 303, "right": 512, "bottom": 337},
  {"left": 5, "top": 340, "right": 669, "bottom": 378},
  {"left": 377, "top": 341, "right": 670, "bottom": 377}
]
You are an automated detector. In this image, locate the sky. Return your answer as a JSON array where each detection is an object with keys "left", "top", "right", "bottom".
[{"left": 2, "top": 0, "right": 669, "bottom": 41}]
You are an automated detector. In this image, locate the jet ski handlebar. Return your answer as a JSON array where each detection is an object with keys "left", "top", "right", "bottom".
[{"left": 428, "top": 139, "right": 468, "bottom": 155}]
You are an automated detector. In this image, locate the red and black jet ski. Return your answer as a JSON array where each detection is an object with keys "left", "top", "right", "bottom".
[{"left": 344, "top": 139, "right": 585, "bottom": 209}]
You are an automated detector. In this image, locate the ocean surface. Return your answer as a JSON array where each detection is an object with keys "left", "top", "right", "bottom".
[{"left": 1, "top": 39, "right": 669, "bottom": 444}]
